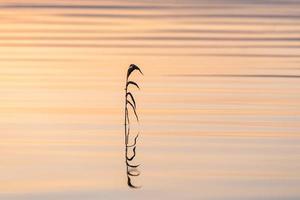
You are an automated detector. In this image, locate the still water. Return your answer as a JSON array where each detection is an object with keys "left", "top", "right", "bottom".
[{"left": 0, "top": 0, "right": 300, "bottom": 199}]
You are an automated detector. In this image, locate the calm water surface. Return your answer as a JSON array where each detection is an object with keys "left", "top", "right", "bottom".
[{"left": 0, "top": 0, "right": 300, "bottom": 199}]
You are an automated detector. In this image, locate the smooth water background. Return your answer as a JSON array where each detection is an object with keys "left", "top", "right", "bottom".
[{"left": 0, "top": 0, "right": 300, "bottom": 199}]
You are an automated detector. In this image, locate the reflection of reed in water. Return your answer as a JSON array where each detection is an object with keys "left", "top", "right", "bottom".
[{"left": 124, "top": 64, "right": 143, "bottom": 188}]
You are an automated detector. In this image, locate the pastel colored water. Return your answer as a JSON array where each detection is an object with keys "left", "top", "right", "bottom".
[{"left": 0, "top": 0, "right": 300, "bottom": 199}]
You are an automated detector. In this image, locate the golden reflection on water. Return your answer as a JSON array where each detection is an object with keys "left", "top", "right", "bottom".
[{"left": 0, "top": 0, "right": 300, "bottom": 199}]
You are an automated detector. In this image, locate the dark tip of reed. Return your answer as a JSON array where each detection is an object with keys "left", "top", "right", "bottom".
[{"left": 127, "top": 64, "right": 144, "bottom": 78}]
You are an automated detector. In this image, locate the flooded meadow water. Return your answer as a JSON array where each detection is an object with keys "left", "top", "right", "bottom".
[{"left": 0, "top": 0, "right": 300, "bottom": 199}]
